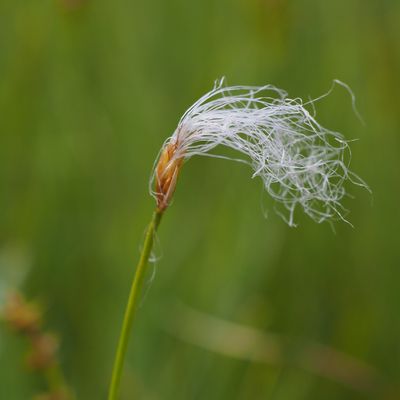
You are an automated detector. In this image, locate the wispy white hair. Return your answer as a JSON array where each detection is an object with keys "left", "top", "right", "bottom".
[{"left": 152, "top": 79, "right": 368, "bottom": 226}]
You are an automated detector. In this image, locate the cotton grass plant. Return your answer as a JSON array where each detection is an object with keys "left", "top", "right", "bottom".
[{"left": 108, "top": 79, "right": 368, "bottom": 399}]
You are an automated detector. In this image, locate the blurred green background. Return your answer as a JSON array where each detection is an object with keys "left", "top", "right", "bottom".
[{"left": 1, "top": 0, "right": 399, "bottom": 399}]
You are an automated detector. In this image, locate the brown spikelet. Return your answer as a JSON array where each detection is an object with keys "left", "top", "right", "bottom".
[
  {"left": 155, "top": 142, "right": 183, "bottom": 212},
  {"left": 2, "top": 292, "right": 42, "bottom": 334},
  {"left": 26, "top": 333, "right": 59, "bottom": 371},
  {"left": 2, "top": 292, "right": 74, "bottom": 399}
]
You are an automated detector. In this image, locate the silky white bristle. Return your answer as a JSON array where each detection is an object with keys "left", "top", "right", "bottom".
[{"left": 151, "top": 79, "right": 368, "bottom": 226}]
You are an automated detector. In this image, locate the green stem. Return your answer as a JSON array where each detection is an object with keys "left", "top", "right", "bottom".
[
  {"left": 45, "top": 364, "right": 75, "bottom": 399},
  {"left": 108, "top": 210, "right": 163, "bottom": 400}
]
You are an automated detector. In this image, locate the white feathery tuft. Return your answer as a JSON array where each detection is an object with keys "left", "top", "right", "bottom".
[{"left": 151, "top": 78, "right": 368, "bottom": 226}]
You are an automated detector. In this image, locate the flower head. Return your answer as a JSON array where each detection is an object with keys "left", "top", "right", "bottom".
[{"left": 152, "top": 79, "right": 367, "bottom": 225}]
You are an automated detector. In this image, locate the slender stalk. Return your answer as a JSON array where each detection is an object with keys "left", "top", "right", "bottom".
[
  {"left": 45, "top": 364, "right": 75, "bottom": 399},
  {"left": 108, "top": 210, "right": 163, "bottom": 400}
]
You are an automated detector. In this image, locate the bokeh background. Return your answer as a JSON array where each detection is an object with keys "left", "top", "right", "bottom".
[{"left": 1, "top": 0, "right": 399, "bottom": 399}]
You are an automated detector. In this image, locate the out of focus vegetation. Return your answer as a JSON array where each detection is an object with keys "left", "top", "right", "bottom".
[{"left": 1, "top": 1, "right": 399, "bottom": 399}]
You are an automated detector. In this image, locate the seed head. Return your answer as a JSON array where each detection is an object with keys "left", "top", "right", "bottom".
[
  {"left": 154, "top": 142, "right": 183, "bottom": 211},
  {"left": 152, "top": 79, "right": 368, "bottom": 225}
]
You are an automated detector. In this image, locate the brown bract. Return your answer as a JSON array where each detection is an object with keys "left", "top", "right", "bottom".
[
  {"left": 155, "top": 141, "right": 183, "bottom": 212},
  {"left": 27, "top": 333, "right": 59, "bottom": 370},
  {"left": 34, "top": 389, "right": 72, "bottom": 400},
  {"left": 2, "top": 293, "right": 42, "bottom": 334}
]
